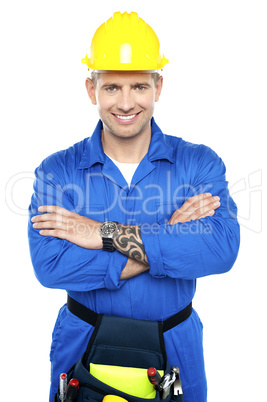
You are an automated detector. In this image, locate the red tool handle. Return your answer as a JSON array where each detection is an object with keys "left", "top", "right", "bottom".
[
  {"left": 65, "top": 378, "right": 79, "bottom": 401},
  {"left": 147, "top": 367, "right": 162, "bottom": 388}
]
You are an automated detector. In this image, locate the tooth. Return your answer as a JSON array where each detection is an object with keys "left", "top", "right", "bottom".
[{"left": 116, "top": 114, "right": 136, "bottom": 120}]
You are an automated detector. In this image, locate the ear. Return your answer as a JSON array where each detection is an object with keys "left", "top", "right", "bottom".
[
  {"left": 85, "top": 78, "right": 97, "bottom": 105},
  {"left": 155, "top": 76, "right": 163, "bottom": 102}
]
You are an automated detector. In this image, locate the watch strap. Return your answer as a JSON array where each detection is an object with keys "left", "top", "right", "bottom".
[{"left": 102, "top": 237, "right": 115, "bottom": 252}]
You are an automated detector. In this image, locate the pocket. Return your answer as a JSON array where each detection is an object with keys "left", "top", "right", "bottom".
[
  {"left": 74, "top": 377, "right": 163, "bottom": 402},
  {"left": 88, "top": 344, "right": 164, "bottom": 371},
  {"left": 90, "top": 364, "right": 164, "bottom": 399},
  {"left": 75, "top": 384, "right": 161, "bottom": 402},
  {"left": 65, "top": 357, "right": 164, "bottom": 402}
]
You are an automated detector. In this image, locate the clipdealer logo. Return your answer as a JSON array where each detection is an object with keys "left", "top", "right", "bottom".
[
  {"left": 5, "top": 169, "right": 263, "bottom": 234},
  {"left": 5, "top": 171, "right": 36, "bottom": 217},
  {"left": 228, "top": 169, "right": 262, "bottom": 233}
]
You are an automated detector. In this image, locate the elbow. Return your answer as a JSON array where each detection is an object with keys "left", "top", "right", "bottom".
[
  {"left": 205, "top": 220, "right": 240, "bottom": 276},
  {"left": 226, "top": 221, "right": 240, "bottom": 272},
  {"left": 34, "top": 270, "right": 51, "bottom": 288},
  {"left": 28, "top": 231, "right": 64, "bottom": 289},
  {"left": 29, "top": 243, "right": 61, "bottom": 289},
  {"left": 32, "top": 259, "right": 58, "bottom": 289},
  {"left": 221, "top": 242, "right": 239, "bottom": 274},
  {"left": 215, "top": 224, "right": 240, "bottom": 274}
]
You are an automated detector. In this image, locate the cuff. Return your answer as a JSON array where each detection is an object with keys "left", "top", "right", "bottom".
[
  {"left": 104, "top": 251, "right": 128, "bottom": 290},
  {"left": 140, "top": 223, "right": 166, "bottom": 278}
]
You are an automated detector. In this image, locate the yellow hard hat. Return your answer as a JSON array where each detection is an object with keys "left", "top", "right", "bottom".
[{"left": 82, "top": 11, "right": 168, "bottom": 71}]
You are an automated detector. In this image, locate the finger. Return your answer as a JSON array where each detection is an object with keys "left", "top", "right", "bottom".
[
  {"left": 199, "top": 209, "right": 216, "bottom": 219},
  {"left": 169, "top": 197, "right": 220, "bottom": 224},
  {"left": 32, "top": 219, "right": 69, "bottom": 230},
  {"left": 32, "top": 212, "right": 61, "bottom": 221},
  {"left": 31, "top": 205, "right": 75, "bottom": 223},
  {"left": 39, "top": 229, "right": 68, "bottom": 239},
  {"left": 31, "top": 213, "right": 68, "bottom": 225},
  {"left": 181, "top": 195, "right": 220, "bottom": 215},
  {"left": 38, "top": 205, "right": 73, "bottom": 216},
  {"left": 178, "top": 193, "right": 212, "bottom": 213},
  {"left": 198, "top": 197, "right": 220, "bottom": 214},
  {"left": 191, "top": 205, "right": 219, "bottom": 220},
  {"left": 198, "top": 200, "right": 221, "bottom": 219},
  {"left": 190, "top": 200, "right": 220, "bottom": 221}
]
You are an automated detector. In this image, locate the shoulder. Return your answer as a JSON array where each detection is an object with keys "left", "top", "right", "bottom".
[
  {"left": 163, "top": 132, "right": 219, "bottom": 161},
  {"left": 37, "top": 137, "right": 89, "bottom": 176},
  {"left": 163, "top": 132, "right": 226, "bottom": 178}
]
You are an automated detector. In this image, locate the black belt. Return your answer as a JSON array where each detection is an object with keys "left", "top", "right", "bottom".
[{"left": 67, "top": 295, "right": 192, "bottom": 333}]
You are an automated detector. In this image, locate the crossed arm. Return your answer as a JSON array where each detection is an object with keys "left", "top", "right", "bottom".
[{"left": 31, "top": 192, "right": 220, "bottom": 280}]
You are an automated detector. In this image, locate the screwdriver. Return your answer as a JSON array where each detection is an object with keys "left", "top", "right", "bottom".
[
  {"left": 147, "top": 367, "right": 163, "bottom": 391},
  {"left": 59, "top": 373, "right": 67, "bottom": 401},
  {"left": 65, "top": 378, "right": 79, "bottom": 401}
]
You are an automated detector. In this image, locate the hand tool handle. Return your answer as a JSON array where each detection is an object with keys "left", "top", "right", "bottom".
[
  {"left": 147, "top": 367, "right": 162, "bottom": 390},
  {"left": 59, "top": 373, "right": 67, "bottom": 401},
  {"left": 65, "top": 378, "right": 79, "bottom": 401}
]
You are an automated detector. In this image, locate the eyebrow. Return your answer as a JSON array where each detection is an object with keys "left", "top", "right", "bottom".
[{"left": 101, "top": 82, "right": 152, "bottom": 89}]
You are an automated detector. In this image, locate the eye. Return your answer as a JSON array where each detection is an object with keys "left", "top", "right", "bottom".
[
  {"left": 135, "top": 85, "right": 146, "bottom": 91},
  {"left": 106, "top": 86, "right": 117, "bottom": 93}
]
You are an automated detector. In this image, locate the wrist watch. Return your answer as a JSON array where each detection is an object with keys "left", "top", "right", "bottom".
[{"left": 100, "top": 221, "right": 118, "bottom": 252}]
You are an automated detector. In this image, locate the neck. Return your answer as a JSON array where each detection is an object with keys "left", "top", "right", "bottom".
[{"left": 101, "top": 127, "right": 151, "bottom": 163}]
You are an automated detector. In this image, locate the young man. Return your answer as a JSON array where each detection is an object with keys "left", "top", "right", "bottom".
[{"left": 28, "top": 12, "right": 240, "bottom": 402}]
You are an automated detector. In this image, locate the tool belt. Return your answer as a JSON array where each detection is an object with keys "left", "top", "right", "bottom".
[{"left": 54, "top": 296, "right": 192, "bottom": 402}]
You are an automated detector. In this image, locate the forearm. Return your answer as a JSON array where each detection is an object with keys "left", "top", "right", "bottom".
[
  {"left": 29, "top": 224, "right": 128, "bottom": 291},
  {"left": 120, "top": 258, "right": 149, "bottom": 280},
  {"left": 113, "top": 193, "right": 222, "bottom": 276},
  {"left": 141, "top": 216, "right": 240, "bottom": 280},
  {"left": 113, "top": 224, "right": 149, "bottom": 266},
  {"left": 111, "top": 197, "right": 239, "bottom": 281},
  {"left": 29, "top": 202, "right": 128, "bottom": 291}
]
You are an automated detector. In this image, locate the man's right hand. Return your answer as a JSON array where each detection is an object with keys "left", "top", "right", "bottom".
[{"left": 168, "top": 193, "right": 220, "bottom": 225}]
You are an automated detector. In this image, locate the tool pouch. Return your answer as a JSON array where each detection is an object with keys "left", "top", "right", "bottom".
[{"left": 54, "top": 313, "right": 184, "bottom": 402}]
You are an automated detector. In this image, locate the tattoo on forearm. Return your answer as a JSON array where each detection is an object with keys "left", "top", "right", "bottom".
[{"left": 113, "top": 225, "right": 149, "bottom": 266}]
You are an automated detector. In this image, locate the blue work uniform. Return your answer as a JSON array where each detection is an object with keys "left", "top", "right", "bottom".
[{"left": 28, "top": 118, "right": 240, "bottom": 402}]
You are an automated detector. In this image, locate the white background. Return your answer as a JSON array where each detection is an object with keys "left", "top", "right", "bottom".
[{"left": 1, "top": 0, "right": 266, "bottom": 400}]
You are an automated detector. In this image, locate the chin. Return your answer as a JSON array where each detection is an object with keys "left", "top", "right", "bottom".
[{"left": 103, "top": 119, "right": 151, "bottom": 140}]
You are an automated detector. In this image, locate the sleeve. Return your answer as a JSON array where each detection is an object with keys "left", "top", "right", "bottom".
[
  {"left": 140, "top": 146, "right": 240, "bottom": 280},
  {"left": 28, "top": 154, "right": 128, "bottom": 292}
]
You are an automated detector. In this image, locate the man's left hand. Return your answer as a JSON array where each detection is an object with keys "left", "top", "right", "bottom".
[{"left": 31, "top": 205, "right": 103, "bottom": 249}]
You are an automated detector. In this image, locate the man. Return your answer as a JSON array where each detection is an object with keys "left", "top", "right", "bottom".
[{"left": 28, "top": 11, "right": 240, "bottom": 402}]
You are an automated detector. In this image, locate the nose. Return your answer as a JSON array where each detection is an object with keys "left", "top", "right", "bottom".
[{"left": 117, "top": 87, "right": 135, "bottom": 113}]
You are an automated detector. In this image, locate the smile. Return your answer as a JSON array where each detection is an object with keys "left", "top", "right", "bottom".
[{"left": 112, "top": 112, "right": 141, "bottom": 122}]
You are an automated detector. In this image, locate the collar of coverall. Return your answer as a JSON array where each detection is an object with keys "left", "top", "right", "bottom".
[{"left": 78, "top": 117, "right": 175, "bottom": 170}]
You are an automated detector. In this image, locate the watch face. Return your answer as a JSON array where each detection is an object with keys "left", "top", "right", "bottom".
[{"left": 101, "top": 221, "right": 117, "bottom": 236}]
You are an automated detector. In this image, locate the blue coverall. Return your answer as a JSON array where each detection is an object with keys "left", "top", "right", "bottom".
[{"left": 28, "top": 118, "right": 240, "bottom": 402}]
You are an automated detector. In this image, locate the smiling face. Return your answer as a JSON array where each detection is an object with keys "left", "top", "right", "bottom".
[{"left": 85, "top": 71, "right": 163, "bottom": 142}]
